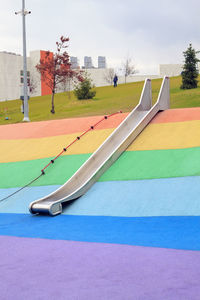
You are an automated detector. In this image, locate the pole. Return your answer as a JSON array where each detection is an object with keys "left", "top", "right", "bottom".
[
  {"left": 22, "top": 0, "right": 30, "bottom": 121},
  {"left": 15, "top": 1, "right": 31, "bottom": 121}
]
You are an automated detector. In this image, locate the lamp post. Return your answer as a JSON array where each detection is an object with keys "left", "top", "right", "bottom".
[{"left": 15, "top": 0, "right": 31, "bottom": 122}]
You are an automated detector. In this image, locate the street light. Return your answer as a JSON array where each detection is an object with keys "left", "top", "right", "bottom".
[{"left": 15, "top": 0, "right": 31, "bottom": 122}]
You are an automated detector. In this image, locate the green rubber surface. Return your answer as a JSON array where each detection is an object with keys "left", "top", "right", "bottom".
[
  {"left": 0, "top": 147, "right": 200, "bottom": 188},
  {"left": 99, "top": 147, "right": 200, "bottom": 182},
  {"left": 0, "top": 154, "right": 90, "bottom": 188}
]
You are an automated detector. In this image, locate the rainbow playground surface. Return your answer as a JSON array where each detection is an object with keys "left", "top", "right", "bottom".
[{"left": 0, "top": 107, "right": 200, "bottom": 299}]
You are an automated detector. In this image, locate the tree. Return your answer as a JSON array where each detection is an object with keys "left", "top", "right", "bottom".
[
  {"left": 181, "top": 44, "right": 200, "bottom": 89},
  {"left": 74, "top": 75, "right": 96, "bottom": 100},
  {"left": 36, "top": 36, "right": 83, "bottom": 113},
  {"left": 61, "top": 76, "right": 72, "bottom": 99},
  {"left": 121, "top": 56, "right": 137, "bottom": 83},
  {"left": 104, "top": 68, "right": 115, "bottom": 85},
  {"left": 28, "top": 76, "right": 37, "bottom": 95}
]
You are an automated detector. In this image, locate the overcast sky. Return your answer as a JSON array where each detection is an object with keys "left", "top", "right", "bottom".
[{"left": 1, "top": 0, "right": 200, "bottom": 74}]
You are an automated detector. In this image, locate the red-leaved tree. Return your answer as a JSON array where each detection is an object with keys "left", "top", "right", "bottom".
[{"left": 36, "top": 36, "right": 83, "bottom": 113}]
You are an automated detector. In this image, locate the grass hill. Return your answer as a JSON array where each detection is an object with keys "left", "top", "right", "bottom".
[{"left": 0, "top": 76, "right": 200, "bottom": 125}]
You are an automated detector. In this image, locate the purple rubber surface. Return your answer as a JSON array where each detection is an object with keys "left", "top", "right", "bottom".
[{"left": 1, "top": 236, "right": 200, "bottom": 300}]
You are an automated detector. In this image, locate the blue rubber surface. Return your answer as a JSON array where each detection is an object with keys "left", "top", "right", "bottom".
[
  {"left": 1, "top": 176, "right": 200, "bottom": 217},
  {"left": 0, "top": 213, "right": 200, "bottom": 250},
  {"left": 64, "top": 176, "right": 200, "bottom": 217},
  {"left": 0, "top": 185, "right": 60, "bottom": 214}
]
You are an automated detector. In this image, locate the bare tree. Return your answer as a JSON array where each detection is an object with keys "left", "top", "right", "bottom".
[
  {"left": 61, "top": 76, "right": 72, "bottom": 99},
  {"left": 28, "top": 76, "right": 37, "bottom": 95},
  {"left": 104, "top": 68, "right": 115, "bottom": 85},
  {"left": 121, "top": 56, "right": 137, "bottom": 83}
]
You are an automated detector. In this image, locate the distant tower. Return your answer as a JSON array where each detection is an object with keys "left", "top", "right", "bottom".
[
  {"left": 84, "top": 56, "right": 93, "bottom": 69},
  {"left": 70, "top": 56, "right": 79, "bottom": 69},
  {"left": 98, "top": 56, "right": 106, "bottom": 68}
]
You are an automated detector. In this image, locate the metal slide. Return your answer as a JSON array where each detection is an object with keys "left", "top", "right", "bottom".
[{"left": 30, "top": 76, "right": 170, "bottom": 216}]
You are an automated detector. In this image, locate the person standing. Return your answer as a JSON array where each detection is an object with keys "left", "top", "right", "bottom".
[{"left": 113, "top": 74, "right": 118, "bottom": 87}]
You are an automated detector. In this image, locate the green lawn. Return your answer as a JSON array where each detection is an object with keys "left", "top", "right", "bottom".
[{"left": 0, "top": 76, "right": 200, "bottom": 125}]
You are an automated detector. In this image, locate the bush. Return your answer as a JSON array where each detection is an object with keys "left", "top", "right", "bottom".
[{"left": 74, "top": 78, "right": 96, "bottom": 100}]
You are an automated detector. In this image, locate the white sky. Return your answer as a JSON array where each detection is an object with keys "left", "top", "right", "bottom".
[{"left": 0, "top": 0, "right": 200, "bottom": 74}]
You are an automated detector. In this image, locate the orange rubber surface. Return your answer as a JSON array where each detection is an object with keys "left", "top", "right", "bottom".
[
  {"left": 0, "top": 113, "right": 128, "bottom": 140},
  {"left": 152, "top": 107, "right": 200, "bottom": 124},
  {"left": 0, "top": 108, "right": 200, "bottom": 140}
]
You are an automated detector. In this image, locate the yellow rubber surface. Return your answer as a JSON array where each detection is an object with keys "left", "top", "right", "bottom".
[
  {"left": 0, "top": 129, "right": 114, "bottom": 163},
  {"left": 1, "top": 120, "right": 200, "bottom": 163},
  {"left": 128, "top": 120, "right": 200, "bottom": 151}
]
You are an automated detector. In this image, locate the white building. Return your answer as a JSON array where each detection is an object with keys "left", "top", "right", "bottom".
[
  {"left": 84, "top": 56, "right": 93, "bottom": 69},
  {"left": 98, "top": 56, "right": 106, "bottom": 69},
  {"left": 159, "top": 64, "right": 183, "bottom": 77},
  {"left": 3, "top": 49, "right": 195, "bottom": 102},
  {"left": 70, "top": 56, "right": 79, "bottom": 69},
  {"left": 0, "top": 50, "right": 161, "bottom": 101},
  {"left": 159, "top": 63, "right": 200, "bottom": 77},
  {"left": 0, "top": 50, "right": 45, "bottom": 101},
  {"left": 0, "top": 51, "right": 29, "bottom": 101}
]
